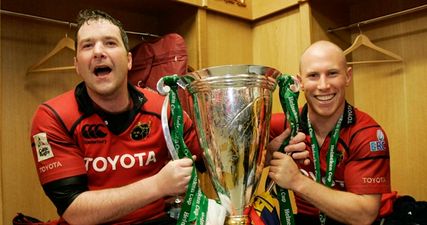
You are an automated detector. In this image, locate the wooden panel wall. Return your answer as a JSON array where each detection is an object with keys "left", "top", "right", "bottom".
[
  {"left": 205, "top": 11, "right": 253, "bottom": 67},
  {"left": 348, "top": 5, "right": 427, "bottom": 200},
  {"left": 0, "top": 9, "right": 3, "bottom": 224},
  {"left": 252, "top": 2, "right": 311, "bottom": 113},
  {"left": 1, "top": 16, "right": 80, "bottom": 223}
]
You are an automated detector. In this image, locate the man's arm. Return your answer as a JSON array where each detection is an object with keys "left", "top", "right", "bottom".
[
  {"left": 293, "top": 172, "right": 381, "bottom": 224},
  {"left": 269, "top": 152, "right": 381, "bottom": 225},
  {"left": 62, "top": 158, "right": 194, "bottom": 225}
]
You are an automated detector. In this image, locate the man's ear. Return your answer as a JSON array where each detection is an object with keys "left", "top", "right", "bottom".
[
  {"left": 127, "top": 52, "right": 132, "bottom": 70},
  {"left": 296, "top": 73, "right": 304, "bottom": 90},
  {"left": 74, "top": 57, "right": 79, "bottom": 74},
  {"left": 345, "top": 66, "right": 353, "bottom": 87}
]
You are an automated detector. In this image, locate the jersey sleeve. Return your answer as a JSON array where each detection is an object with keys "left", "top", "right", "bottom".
[
  {"left": 31, "top": 104, "right": 87, "bottom": 185},
  {"left": 344, "top": 125, "right": 391, "bottom": 194}
]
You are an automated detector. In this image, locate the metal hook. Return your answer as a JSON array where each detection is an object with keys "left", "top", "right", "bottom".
[
  {"left": 156, "top": 78, "right": 171, "bottom": 96},
  {"left": 290, "top": 76, "right": 301, "bottom": 93},
  {"left": 65, "top": 22, "right": 72, "bottom": 38},
  {"left": 357, "top": 23, "right": 362, "bottom": 34}
]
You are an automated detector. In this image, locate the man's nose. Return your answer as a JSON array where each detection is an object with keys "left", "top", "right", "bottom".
[
  {"left": 93, "top": 42, "right": 105, "bottom": 58},
  {"left": 317, "top": 75, "right": 329, "bottom": 89}
]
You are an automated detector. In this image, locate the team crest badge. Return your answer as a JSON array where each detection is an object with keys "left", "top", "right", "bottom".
[
  {"left": 336, "top": 149, "right": 345, "bottom": 164},
  {"left": 131, "top": 122, "right": 150, "bottom": 140}
]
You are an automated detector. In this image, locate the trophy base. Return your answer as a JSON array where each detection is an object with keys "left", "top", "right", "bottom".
[{"left": 225, "top": 215, "right": 249, "bottom": 225}]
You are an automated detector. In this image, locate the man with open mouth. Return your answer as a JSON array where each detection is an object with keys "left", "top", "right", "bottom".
[{"left": 30, "top": 9, "right": 206, "bottom": 225}]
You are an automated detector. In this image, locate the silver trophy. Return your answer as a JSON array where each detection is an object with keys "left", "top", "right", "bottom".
[{"left": 179, "top": 65, "right": 281, "bottom": 224}]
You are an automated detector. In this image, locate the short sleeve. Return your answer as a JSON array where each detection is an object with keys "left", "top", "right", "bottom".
[
  {"left": 344, "top": 127, "right": 391, "bottom": 194},
  {"left": 31, "top": 105, "right": 87, "bottom": 184}
]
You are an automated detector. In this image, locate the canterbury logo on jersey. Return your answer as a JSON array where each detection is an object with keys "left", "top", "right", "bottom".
[
  {"left": 84, "top": 151, "right": 157, "bottom": 172},
  {"left": 82, "top": 124, "right": 107, "bottom": 139}
]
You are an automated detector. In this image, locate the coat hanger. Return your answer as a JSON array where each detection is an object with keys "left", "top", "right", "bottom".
[
  {"left": 27, "top": 31, "right": 76, "bottom": 73},
  {"left": 343, "top": 25, "right": 403, "bottom": 65}
]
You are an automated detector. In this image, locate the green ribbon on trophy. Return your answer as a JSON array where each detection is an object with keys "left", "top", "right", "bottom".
[
  {"left": 275, "top": 74, "right": 301, "bottom": 225},
  {"left": 160, "top": 75, "right": 208, "bottom": 225}
]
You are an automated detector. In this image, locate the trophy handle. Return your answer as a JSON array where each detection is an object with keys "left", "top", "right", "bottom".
[
  {"left": 160, "top": 95, "right": 180, "bottom": 160},
  {"left": 157, "top": 78, "right": 180, "bottom": 160}
]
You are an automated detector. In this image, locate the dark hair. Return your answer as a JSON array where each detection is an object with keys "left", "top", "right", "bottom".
[{"left": 74, "top": 9, "right": 129, "bottom": 51}]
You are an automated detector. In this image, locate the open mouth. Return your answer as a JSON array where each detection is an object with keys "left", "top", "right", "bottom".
[{"left": 93, "top": 66, "right": 112, "bottom": 76}]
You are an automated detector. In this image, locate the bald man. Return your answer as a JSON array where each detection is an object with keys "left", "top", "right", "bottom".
[{"left": 268, "top": 41, "right": 391, "bottom": 225}]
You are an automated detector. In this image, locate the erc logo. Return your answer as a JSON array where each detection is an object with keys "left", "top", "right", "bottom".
[
  {"left": 370, "top": 129, "right": 386, "bottom": 152},
  {"left": 82, "top": 124, "right": 107, "bottom": 139}
]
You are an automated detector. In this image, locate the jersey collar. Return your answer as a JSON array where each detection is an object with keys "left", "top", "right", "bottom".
[
  {"left": 300, "top": 101, "right": 356, "bottom": 134},
  {"left": 74, "top": 82, "right": 147, "bottom": 115}
]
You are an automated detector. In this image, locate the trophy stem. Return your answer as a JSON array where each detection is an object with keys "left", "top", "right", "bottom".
[{"left": 225, "top": 215, "right": 249, "bottom": 225}]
